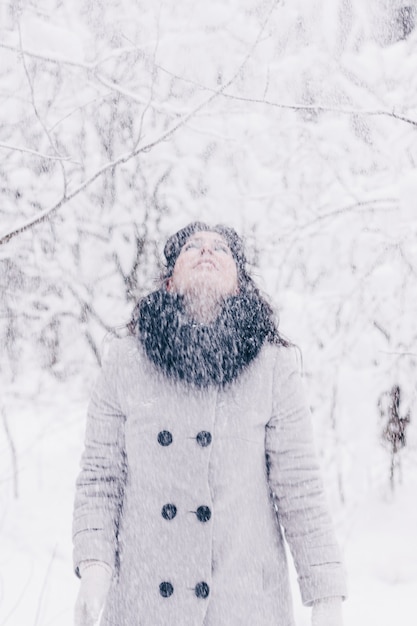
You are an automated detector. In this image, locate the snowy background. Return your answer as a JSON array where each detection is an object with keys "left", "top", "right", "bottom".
[{"left": 1, "top": 0, "right": 417, "bottom": 624}]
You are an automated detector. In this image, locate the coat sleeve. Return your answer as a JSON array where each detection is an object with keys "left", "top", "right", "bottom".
[
  {"left": 72, "top": 339, "right": 127, "bottom": 577},
  {"left": 265, "top": 346, "right": 347, "bottom": 606}
]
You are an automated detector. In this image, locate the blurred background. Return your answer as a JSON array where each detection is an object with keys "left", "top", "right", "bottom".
[{"left": 1, "top": 0, "right": 416, "bottom": 623}]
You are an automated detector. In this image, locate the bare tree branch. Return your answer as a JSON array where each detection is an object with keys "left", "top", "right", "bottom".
[{"left": 1, "top": 406, "right": 18, "bottom": 498}]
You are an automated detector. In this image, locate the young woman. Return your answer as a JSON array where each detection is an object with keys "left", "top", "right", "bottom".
[{"left": 73, "top": 222, "right": 346, "bottom": 626}]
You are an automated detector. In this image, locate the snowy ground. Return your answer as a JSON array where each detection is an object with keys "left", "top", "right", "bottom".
[{"left": 1, "top": 375, "right": 416, "bottom": 626}]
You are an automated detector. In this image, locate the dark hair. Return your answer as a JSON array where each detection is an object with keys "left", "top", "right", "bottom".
[{"left": 128, "top": 222, "right": 291, "bottom": 347}]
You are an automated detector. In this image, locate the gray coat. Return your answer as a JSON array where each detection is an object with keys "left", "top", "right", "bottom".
[{"left": 73, "top": 336, "right": 346, "bottom": 626}]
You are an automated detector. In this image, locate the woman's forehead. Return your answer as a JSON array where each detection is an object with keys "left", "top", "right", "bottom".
[{"left": 186, "top": 231, "right": 228, "bottom": 245}]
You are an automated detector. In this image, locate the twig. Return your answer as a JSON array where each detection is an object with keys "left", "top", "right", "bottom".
[
  {"left": 33, "top": 546, "right": 57, "bottom": 626},
  {"left": 0, "top": 563, "right": 34, "bottom": 625},
  {"left": 67, "top": 284, "right": 113, "bottom": 334},
  {"left": 260, "top": 197, "right": 397, "bottom": 246},
  {"left": 47, "top": 92, "right": 113, "bottom": 132},
  {"left": 131, "top": 6, "right": 162, "bottom": 152},
  {"left": 1, "top": 406, "right": 18, "bottom": 498},
  {"left": 0, "top": 0, "right": 280, "bottom": 246},
  {"left": 218, "top": 94, "right": 417, "bottom": 128},
  {"left": 153, "top": 60, "right": 417, "bottom": 127},
  {"left": 379, "top": 351, "right": 417, "bottom": 357},
  {"left": 93, "top": 72, "right": 178, "bottom": 116},
  {"left": 0, "top": 142, "right": 78, "bottom": 163},
  {"left": 17, "top": 23, "right": 69, "bottom": 197},
  {"left": 0, "top": 41, "right": 94, "bottom": 70},
  {"left": 3, "top": 29, "right": 417, "bottom": 126}
]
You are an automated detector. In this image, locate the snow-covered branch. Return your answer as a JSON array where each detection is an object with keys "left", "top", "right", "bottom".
[
  {"left": 17, "top": 22, "right": 69, "bottom": 197},
  {"left": 154, "top": 61, "right": 417, "bottom": 127},
  {"left": 0, "top": 0, "right": 280, "bottom": 246},
  {"left": 0, "top": 41, "right": 94, "bottom": 71},
  {"left": 0, "top": 141, "right": 77, "bottom": 162}
]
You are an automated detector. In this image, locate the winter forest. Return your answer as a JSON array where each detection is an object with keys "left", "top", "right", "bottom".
[{"left": 0, "top": 0, "right": 416, "bottom": 623}]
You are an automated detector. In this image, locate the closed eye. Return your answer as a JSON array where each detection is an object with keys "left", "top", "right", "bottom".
[
  {"left": 214, "top": 244, "right": 230, "bottom": 253},
  {"left": 183, "top": 241, "right": 200, "bottom": 251},
  {"left": 182, "top": 238, "right": 231, "bottom": 254}
]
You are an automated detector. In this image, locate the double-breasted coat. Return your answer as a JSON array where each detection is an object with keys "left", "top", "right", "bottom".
[{"left": 73, "top": 335, "right": 346, "bottom": 626}]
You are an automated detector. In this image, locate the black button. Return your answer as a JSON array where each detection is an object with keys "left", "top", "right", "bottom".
[
  {"left": 195, "top": 581, "right": 210, "bottom": 598},
  {"left": 158, "top": 431, "right": 173, "bottom": 446},
  {"left": 196, "top": 506, "right": 211, "bottom": 522},
  {"left": 159, "top": 581, "right": 174, "bottom": 598},
  {"left": 161, "top": 503, "right": 177, "bottom": 520},
  {"left": 196, "top": 431, "right": 212, "bottom": 447}
]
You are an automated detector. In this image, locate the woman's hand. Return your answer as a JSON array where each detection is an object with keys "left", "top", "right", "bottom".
[
  {"left": 311, "top": 597, "right": 344, "bottom": 626},
  {"left": 74, "top": 561, "right": 112, "bottom": 626}
]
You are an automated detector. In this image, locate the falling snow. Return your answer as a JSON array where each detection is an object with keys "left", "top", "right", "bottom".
[{"left": 1, "top": 0, "right": 417, "bottom": 624}]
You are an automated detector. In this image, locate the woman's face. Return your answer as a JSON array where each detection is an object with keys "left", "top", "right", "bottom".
[{"left": 168, "top": 231, "right": 239, "bottom": 298}]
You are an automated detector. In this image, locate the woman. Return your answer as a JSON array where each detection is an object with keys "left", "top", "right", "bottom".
[{"left": 73, "top": 222, "right": 346, "bottom": 626}]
